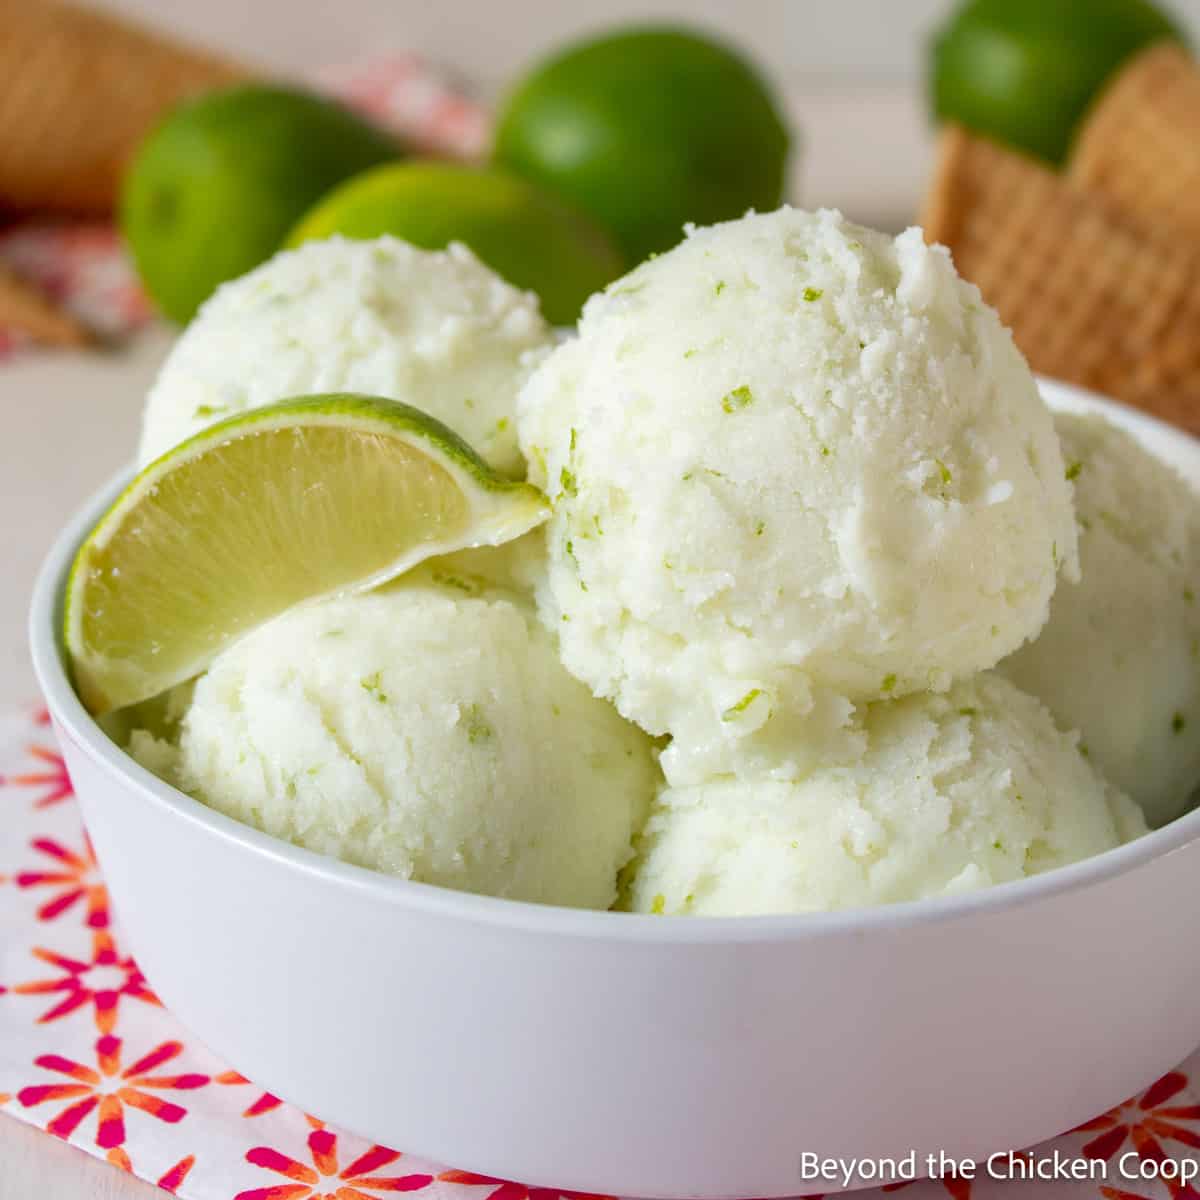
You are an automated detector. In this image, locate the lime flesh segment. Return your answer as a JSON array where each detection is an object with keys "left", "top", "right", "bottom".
[{"left": 66, "top": 394, "right": 550, "bottom": 716}]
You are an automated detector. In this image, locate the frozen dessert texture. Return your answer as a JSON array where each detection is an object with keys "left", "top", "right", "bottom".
[
  {"left": 622, "top": 674, "right": 1146, "bottom": 917},
  {"left": 138, "top": 236, "right": 553, "bottom": 475},
  {"left": 128, "top": 554, "right": 660, "bottom": 909},
  {"left": 999, "top": 412, "right": 1200, "bottom": 827},
  {"left": 518, "top": 207, "right": 1078, "bottom": 783}
]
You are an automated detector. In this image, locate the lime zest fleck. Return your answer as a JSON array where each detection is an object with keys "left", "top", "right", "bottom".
[
  {"left": 754, "top": 519, "right": 766, "bottom": 537},
  {"left": 1185, "top": 588, "right": 1195, "bottom": 606},
  {"left": 722, "top": 688, "right": 764, "bottom": 721},
  {"left": 193, "top": 403, "right": 228, "bottom": 419},
  {"left": 881, "top": 673, "right": 897, "bottom": 693},
  {"left": 683, "top": 348, "right": 698, "bottom": 359},
  {"left": 565, "top": 539, "right": 587, "bottom": 591},
  {"left": 1173, "top": 712, "right": 1186, "bottom": 735},
  {"left": 1065, "top": 460, "right": 1083, "bottom": 482},
  {"left": 935, "top": 459, "right": 952, "bottom": 487},
  {"left": 714, "top": 281, "right": 726, "bottom": 296},
  {"left": 722, "top": 385, "right": 754, "bottom": 414},
  {"left": 431, "top": 571, "right": 479, "bottom": 595},
  {"left": 559, "top": 466, "right": 578, "bottom": 497},
  {"left": 463, "top": 702, "right": 493, "bottom": 744},
  {"left": 959, "top": 706, "right": 977, "bottom": 717},
  {"left": 803, "top": 287, "right": 823, "bottom": 302},
  {"left": 820, "top": 445, "right": 831, "bottom": 458},
  {"left": 360, "top": 671, "right": 389, "bottom": 704},
  {"left": 651, "top": 893, "right": 666, "bottom": 915}
]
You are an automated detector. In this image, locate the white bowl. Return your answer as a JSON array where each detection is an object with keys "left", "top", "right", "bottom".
[{"left": 29, "top": 380, "right": 1200, "bottom": 1200}]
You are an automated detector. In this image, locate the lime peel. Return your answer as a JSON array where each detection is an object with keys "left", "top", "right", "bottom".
[{"left": 65, "top": 393, "right": 549, "bottom": 715}]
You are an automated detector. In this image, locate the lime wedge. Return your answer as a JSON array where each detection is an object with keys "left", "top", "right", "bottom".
[{"left": 65, "top": 393, "right": 550, "bottom": 715}]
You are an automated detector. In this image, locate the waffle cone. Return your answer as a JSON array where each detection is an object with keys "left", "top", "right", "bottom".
[
  {"left": 0, "top": 0, "right": 249, "bottom": 215},
  {"left": 0, "top": 264, "right": 91, "bottom": 346},
  {"left": 922, "top": 125, "right": 1200, "bottom": 435},
  {"left": 1070, "top": 43, "right": 1200, "bottom": 245}
]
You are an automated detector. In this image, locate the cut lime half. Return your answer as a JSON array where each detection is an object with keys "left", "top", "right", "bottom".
[{"left": 65, "top": 393, "right": 550, "bottom": 715}]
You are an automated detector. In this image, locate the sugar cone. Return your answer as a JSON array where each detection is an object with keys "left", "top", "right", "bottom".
[
  {"left": 0, "top": 263, "right": 91, "bottom": 346},
  {"left": 1070, "top": 43, "right": 1200, "bottom": 246},
  {"left": 0, "top": 0, "right": 249, "bottom": 216},
  {"left": 922, "top": 125, "right": 1200, "bottom": 435}
]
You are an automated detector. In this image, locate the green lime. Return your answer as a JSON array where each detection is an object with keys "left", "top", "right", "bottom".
[
  {"left": 492, "top": 26, "right": 790, "bottom": 265},
  {"left": 65, "top": 394, "right": 550, "bottom": 715},
  {"left": 120, "top": 84, "right": 401, "bottom": 322},
  {"left": 287, "top": 161, "right": 624, "bottom": 325},
  {"left": 931, "top": 0, "right": 1185, "bottom": 164}
]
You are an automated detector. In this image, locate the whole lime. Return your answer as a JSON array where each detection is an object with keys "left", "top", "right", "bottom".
[
  {"left": 492, "top": 26, "right": 790, "bottom": 264},
  {"left": 931, "top": 0, "right": 1185, "bottom": 164},
  {"left": 121, "top": 84, "right": 401, "bottom": 322},
  {"left": 287, "top": 161, "right": 625, "bottom": 325}
]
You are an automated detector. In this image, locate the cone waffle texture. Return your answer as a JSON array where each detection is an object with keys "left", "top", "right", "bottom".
[
  {"left": 0, "top": 0, "right": 248, "bottom": 215},
  {"left": 922, "top": 125, "right": 1200, "bottom": 435},
  {"left": 1070, "top": 43, "right": 1200, "bottom": 245},
  {"left": 0, "top": 263, "right": 90, "bottom": 346}
]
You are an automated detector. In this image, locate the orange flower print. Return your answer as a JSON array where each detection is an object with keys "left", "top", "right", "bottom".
[
  {"left": 236, "top": 1128, "right": 433, "bottom": 1200},
  {"left": 1, "top": 743, "right": 73, "bottom": 808},
  {"left": 16, "top": 833, "right": 109, "bottom": 927},
  {"left": 17, "top": 1034, "right": 207, "bottom": 1170},
  {"left": 437, "top": 1172, "right": 613, "bottom": 1200},
  {"left": 157, "top": 1155, "right": 198, "bottom": 1194},
  {"left": 216, "top": 1069, "right": 285, "bottom": 1117},
  {"left": 1076, "top": 1069, "right": 1200, "bottom": 1192},
  {"left": 13, "top": 929, "right": 160, "bottom": 1033}
]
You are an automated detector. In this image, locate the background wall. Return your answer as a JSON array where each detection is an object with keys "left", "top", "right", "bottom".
[
  {"left": 85, "top": 0, "right": 1200, "bottom": 232},
  {"left": 93, "top": 0, "right": 1200, "bottom": 92}
]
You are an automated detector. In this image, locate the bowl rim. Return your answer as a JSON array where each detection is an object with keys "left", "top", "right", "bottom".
[{"left": 29, "top": 378, "right": 1200, "bottom": 945}]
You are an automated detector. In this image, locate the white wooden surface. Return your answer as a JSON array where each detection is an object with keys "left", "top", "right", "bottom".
[{"left": 0, "top": 2, "right": 952, "bottom": 1190}]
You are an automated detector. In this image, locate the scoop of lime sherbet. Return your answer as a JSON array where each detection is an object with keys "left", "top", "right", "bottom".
[
  {"left": 622, "top": 674, "right": 1145, "bottom": 917},
  {"left": 999, "top": 412, "right": 1200, "bottom": 826},
  {"left": 139, "top": 236, "right": 553, "bottom": 475},
  {"left": 518, "top": 207, "right": 1078, "bottom": 784},
  {"left": 128, "top": 552, "right": 660, "bottom": 908}
]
